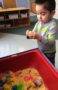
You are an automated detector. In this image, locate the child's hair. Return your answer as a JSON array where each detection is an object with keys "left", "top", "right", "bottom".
[{"left": 35, "top": 0, "right": 56, "bottom": 12}]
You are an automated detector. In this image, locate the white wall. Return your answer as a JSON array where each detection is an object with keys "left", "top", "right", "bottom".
[
  {"left": 54, "top": 0, "right": 58, "bottom": 19},
  {"left": 16, "top": 0, "right": 30, "bottom": 8}
]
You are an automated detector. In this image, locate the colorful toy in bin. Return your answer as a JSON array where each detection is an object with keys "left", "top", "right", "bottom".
[
  {"left": 24, "top": 76, "right": 33, "bottom": 81},
  {"left": 0, "top": 80, "right": 4, "bottom": 87},
  {"left": 0, "top": 87, "right": 4, "bottom": 90},
  {"left": 17, "top": 83, "right": 23, "bottom": 90},
  {"left": 0, "top": 49, "right": 58, "bottom": 90},
  {"left": 12, "top": 85, "right": 17, "bottom": 90},
  {"left": 0, "top": 68, "right": 48, "bottom": 90}
]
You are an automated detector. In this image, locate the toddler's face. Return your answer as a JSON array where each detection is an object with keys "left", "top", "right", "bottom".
[{"left": 36, "top": 4, "right": 54, "bottom": 23}]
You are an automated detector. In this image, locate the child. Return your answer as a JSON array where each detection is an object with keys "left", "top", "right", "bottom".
[{"left": 26, "top": 0, "right": 57, "bottom": 66}]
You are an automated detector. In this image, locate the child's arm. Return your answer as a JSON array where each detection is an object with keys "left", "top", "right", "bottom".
[
  {"left": 34, "top": 33, "right": 42, "bottom": 41},
  {"left": 26, "top": 22, "right": 42, "bottom": 40}
]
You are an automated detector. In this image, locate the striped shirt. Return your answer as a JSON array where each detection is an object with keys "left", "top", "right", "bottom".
[{"left": 33, "top": 19, "right": 57, "bottom": 53}]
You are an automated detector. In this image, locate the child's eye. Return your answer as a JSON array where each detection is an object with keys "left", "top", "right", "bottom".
[
  {"left": 41, "top": 13, "right": 46, "bottom": 15},
  {"left": 36, "top": 12, "right": 46, "bottom": 16}
]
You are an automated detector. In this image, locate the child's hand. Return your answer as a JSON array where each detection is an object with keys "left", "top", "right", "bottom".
[
  {"left": 26, "top": 30, "right": 30, "bottom": 36},
  {"left": 26, "top": 30, "right": 30, "bottom": 38},
  {"left": 26, "top": 30, "right": 35, "bottom": 38}
]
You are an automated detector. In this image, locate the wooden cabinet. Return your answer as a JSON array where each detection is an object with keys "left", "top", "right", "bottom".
[{"left": 0, "top": 7, "right": 30, "bottom": 30}]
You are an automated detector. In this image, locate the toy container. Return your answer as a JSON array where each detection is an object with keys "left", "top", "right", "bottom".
[{"left": 0, "top": 49, "right": 58, "bottom": 90}]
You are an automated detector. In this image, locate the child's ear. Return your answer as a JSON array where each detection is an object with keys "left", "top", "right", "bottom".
[{"left": 51, "top": 10, "right": 55, "bottom": 16}]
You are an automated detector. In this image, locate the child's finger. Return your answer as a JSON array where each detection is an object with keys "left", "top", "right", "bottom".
[
  {"left": 28, "top": 31, "right": 33, "bottom": 36},
  {"left": 26, "top": 30, "right": 29, "bottom": 35}
]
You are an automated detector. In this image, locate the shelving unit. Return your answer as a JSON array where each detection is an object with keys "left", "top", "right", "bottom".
[{"left": 0, "top": 7, "right": 30, "bottom": 30}]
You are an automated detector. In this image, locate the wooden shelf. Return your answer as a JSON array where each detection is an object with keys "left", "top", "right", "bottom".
[{"left": 0, "top": 7, "right": 30, "bottom": 30}]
